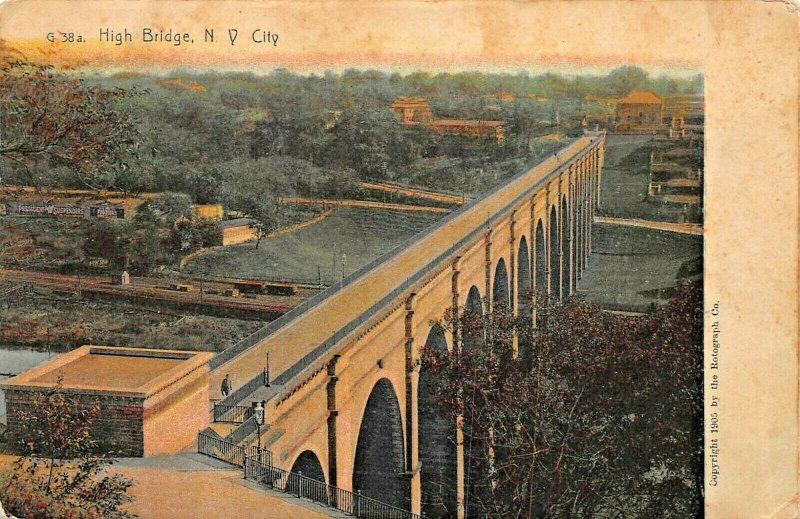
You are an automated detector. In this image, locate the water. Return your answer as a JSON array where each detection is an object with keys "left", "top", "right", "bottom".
[{"left": 0, "top": 345, "right": 59, "bottom": 423}]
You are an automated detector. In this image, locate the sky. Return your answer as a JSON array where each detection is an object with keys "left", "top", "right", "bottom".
[{"left": 0, "top": 1, "right": 703, "bottom": 79}]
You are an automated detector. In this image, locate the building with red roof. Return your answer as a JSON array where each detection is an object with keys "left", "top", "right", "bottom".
[{"left": 615, "top": 90, "right": 664, "bottom": 131}]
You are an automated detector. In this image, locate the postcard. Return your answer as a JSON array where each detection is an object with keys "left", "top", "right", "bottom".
[{"left": 0, "top": 1, "right": 797, "bottom": 518}]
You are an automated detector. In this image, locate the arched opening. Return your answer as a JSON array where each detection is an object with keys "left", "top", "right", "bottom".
[
  {"left": 572, "top": 190, "right": 579, "bottom": 289},
  {"left": 353, "top": 378, "right": 409, "bottom": 509},
  {"left": 287, "top": 450, "right": 326, "bottom": 497},
  {"left": 517, "top": 237, "right": 532, "bottom": 357},
  {"left": 463, "top": 285, "right": 483, "bottom": 352},
  {"left": 561, "top": 196, "right": 570, "bottom": 298},
  {"left": 419, "top": 325, "right": 458, "bottom": 518},
  {"left": 492, "top": 258, "right": 510, "bottom": 312},
  {"left": 549, "top": 206, "right": 560, "bottom": 302},
  {"left": 534, "top": 220, "right": 547, "bottom": 296}
]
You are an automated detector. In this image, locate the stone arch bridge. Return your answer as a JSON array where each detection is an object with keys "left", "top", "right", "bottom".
[{"left": 206, "top": 133, "right": 605, "bottom": 517}]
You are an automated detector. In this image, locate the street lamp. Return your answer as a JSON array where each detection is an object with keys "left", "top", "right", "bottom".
[{"left": 254, "top": 400, "right": 266, "bottom": 462}]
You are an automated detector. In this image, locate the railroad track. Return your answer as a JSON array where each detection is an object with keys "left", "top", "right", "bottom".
[{"left": 0, "top": 269, "right": 307, "bottom": 318}]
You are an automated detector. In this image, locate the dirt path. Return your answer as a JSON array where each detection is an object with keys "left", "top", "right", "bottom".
[
  {"left": 593, "top": 215, "right": 703, "bottom": 235},
  {"left": 356, "top": 181, "right": 465, "bottom": 205},
  {"left": 279, "top": 197, "right": 451, "bottom": 214}
]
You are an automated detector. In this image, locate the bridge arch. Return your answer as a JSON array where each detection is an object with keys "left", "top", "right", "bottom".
[
  {"left": 290, "top": 450, "right": 326, "bottom": 484},
  {"left": 517, "top": 236, "right": 532, "bottom": 341},
  {"left": 572, "top": 188, "right": 579, "bottom": 289},
  {"left": 353, "top": 378, "right": 409, "bottom": 509},
  {"left": 534, "top": 219, "right": 547, "bottom": 297},
  {"left": 561, "top": 195, "right": 570, "bottom": 298},
  {"left": 492, "top": 258, "right": 510, "bottom": 311},
  {"left": 549, "top": 205, "right": 560, "bottom": 302},
  {"left": 463, "top": 285, "right": 484, "bottom": 351},
  {"left": 419, "top": 324, "right": 457, "bottom": 517}
]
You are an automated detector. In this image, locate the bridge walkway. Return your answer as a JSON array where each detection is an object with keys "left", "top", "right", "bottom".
[{"left": 212, "top": 135, "right": 603, "bottom": 408}]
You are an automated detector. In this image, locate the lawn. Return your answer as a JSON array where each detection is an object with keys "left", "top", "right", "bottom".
[
  {"left": 599, "top": 134, "right": 702, "bottom": 223},
  {"left": 576, "top": 223, "right": 702, "bottom": 312},
  {"left": 184, "top": 207, "right": 444, "bottom": 284}
]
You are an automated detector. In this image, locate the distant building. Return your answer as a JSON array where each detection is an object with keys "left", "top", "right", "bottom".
[
  {"left": 192, "top": 204, "right": 224, "bottom": 220},
  {"left": 390, "top": 96, "right": 505, "bottom": 142},
  {"left": 428, "top": 119, "right": 505, "bottom": 142},
  {"left": 615, "top": 90, "right": 664, "bottom": 131},
  {"left": 664, "top": 95, "right": 704, "bottom": 126},
  {"left": 220, "top": 218, "right": 257, "bottom": 246},
  {"left": 390, "top": 97, "right": 434, "bottom": 124}
]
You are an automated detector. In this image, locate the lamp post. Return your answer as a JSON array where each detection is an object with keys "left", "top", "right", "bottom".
[{"left": 254, "top": 401, "right": 265, "bottom": 462}]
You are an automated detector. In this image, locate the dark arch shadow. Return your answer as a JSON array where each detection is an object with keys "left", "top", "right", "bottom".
[
  {"left": 572, "top": 189, "right": 579, "bottom": 289},
  {"left": 419, "top": 325, "right": 458, "bottom": 518},
  {"left": 561, "top": 196, "right": 570, "bottom": 299},
  {"left": 290, "top": 450, "right": 326, "bottom": 482},
  {"left": 492, "top": 258, "right": 510, "bottom": 311},
  {"left": 535, "top": 219, "right": 547, "bottom": 296},
  {"left": 353, "top": 378, "right": 409, "bottom": 510},
  {"left": 463, "top": 285, "right": 483, "bottom": 352},
  {"left": 549, "top": 205, "right": 560, "bottom": 302},
  {"left": 517, "top": 236, "right": 532, "bottom": 357},
  {"left": 287, "top": 450, "right": 326, "bottom": 497}
]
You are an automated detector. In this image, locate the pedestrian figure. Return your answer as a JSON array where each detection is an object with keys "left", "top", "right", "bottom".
[{"left": 221, "top": 374, "right": 230, "bottom": 397}]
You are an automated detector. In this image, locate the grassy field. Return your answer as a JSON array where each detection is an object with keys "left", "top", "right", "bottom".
[
  {"left": 0, "top": 217, "right": 87, "bottom": 271},
  {"left": 184, "top": 207, "right": 443, "bottom": 284},
  {"left": 576, "top": 223, "right": 702, "bottom": 312},
  {"left": 0, "top": 284, "right": 262, "bottom": 352},
  {"left": 599, "top": 134, "right": 701, "bottom": 223}
]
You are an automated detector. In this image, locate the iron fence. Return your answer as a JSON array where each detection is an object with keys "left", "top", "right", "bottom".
[
  {"left": 197, "top": 431, "right": 271, "bottom": 467},
  {"left": 212, "top": 403, "right": 254, "bottom": 423},
  {"left": 217, "top": 368, "right": 269, "bottom": 408},
  {"left": 244, "top": 456, "right": 420, "bottom": 519}
]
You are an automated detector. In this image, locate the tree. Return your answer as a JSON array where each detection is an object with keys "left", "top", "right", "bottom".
[
  {"left": 0, "top": 57, "right": 139, "bottom": 191},
  {"left": 605, "top": 66, "right": 650, "bottom": 97},
  {"left": 422, "top": 282, "right": 703, "bottom": 518},
  {"left": 0, "top": 378, "right": 136, "bottom": 518}
]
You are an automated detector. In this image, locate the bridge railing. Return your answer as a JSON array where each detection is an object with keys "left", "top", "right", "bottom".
[
  {"left": 213, "top": 136, "right": 605, "bottom": 388},
  {"left": 212, "top": 403, "right": 254, "bottom": 423},
  {"left": 217, "top": 368, "right": 268, "bottom": 408},
  {"left": 198, "top": 431, "right": 272, "bottom": 467},
  {"left": 244, "top": 456, "right": 420, "bottom": 519}
]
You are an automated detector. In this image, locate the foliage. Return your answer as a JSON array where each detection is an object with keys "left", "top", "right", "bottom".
[
  {"left": 0, "top": 57, "right": 139, "bottom": 192},
  {"left": 422, "top": 281, "right": 703, "bottom": 518},
  {"left": 0, "top": 379, "right": 136, "bottom": 519}
]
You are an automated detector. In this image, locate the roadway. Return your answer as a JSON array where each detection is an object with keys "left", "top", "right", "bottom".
[{"left": 213, "top": 136, "right": 601, "bottom": 394}]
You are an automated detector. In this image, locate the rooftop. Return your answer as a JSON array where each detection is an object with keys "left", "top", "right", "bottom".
[
  {"left": 619, "top": 90, "right": 663, "bottom": 105},
  {"left": 429, "top": 119, "right": 504, "bottom": 127},
  {"left": 1, "top": 346, "right": 212, "bottom": 397},
  {"left": 220, "top": 218, "right": 254, "bottom": 229},
  {"left": 390, "top": 96, "right": 430, "bottom": 108}
]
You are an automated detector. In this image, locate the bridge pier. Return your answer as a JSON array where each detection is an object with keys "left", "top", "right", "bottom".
[
  {"left": 404, "top": 294, "right": 422, "bottom": 516},
  {"left": 326, "top": 355, "right": 341, "bottom": 488},
  {"left": 451, "top": 258, "right": 466, "bottom": 519},
  {"left": 509, "top": 211, "right": 519, "bottom": 357}
]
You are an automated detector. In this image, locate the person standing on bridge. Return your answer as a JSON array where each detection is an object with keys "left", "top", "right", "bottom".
[{"left": 221, "top": 374, "right": 231, "bottom": 397}]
